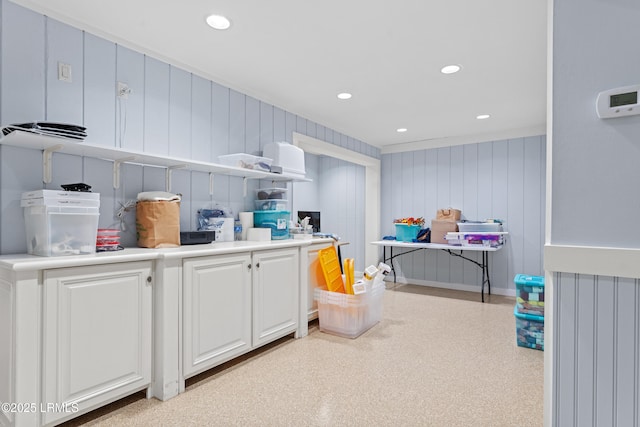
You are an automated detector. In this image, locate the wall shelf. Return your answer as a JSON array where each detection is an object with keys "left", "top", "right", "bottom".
[{"left": 0, "top": 130, "right": 310, "bottom": 193}]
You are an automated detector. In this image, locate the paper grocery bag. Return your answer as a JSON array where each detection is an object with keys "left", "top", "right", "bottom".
[
  {"left": 436, "top": 208, "right": 461, "bottom": 221},
  {"left": 136, "top": 200, "right": 181, "bottom": 248}
]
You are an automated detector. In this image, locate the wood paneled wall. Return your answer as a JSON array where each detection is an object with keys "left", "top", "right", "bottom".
[
  {"left": 553, "top": 272, "right": 640, "bottom": 426},
  {"left": 380, "top": 136, "right": 546, "bottom": 293},
  {"left": 0, "top": 1, "right": 379, "bottom": 254}
]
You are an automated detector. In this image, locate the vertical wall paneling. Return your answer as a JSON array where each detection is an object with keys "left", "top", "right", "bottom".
[
  {"left": 555, "top": 273, "right": 640, "bottom": 427},
  {"left": 355, "top": 162, "right": 365, "bottom": 271},
  {"left": 556, "top": 273, "right": 577, "bottom": 427},
  {"left": 491, "top": 140, "right": 509, "bottom": 289},
  {"left": 190, "top": 75, "right": 212, "bottom": 161},
  {"left": 171, "top": 170, "right": 191, "bottom": 232},
  {"left": 315, "top": 124, "right": 325, "bottom": 142},
  {"left": 449, "top": 146, "right": 465, "bottom": 285},
  {"left": 143, "top": 57, "right": 170, "bottom": 156},
  {"left": 616, "top": 278, "right": 636, "bottom": 424},
  {"left": 84, "top": 158, "right": 115, "bottom": 228},
  {"left": 379, "top": 155, "right": 392, "bottom": 266},
  {"left": 83, "top": 33, "right": 116, "bottom": 147},
  {"left": 258, "top": 101, "right": 273, "bottom": 153},
  {"left": 595, "top": 275, "right": 616, "bottom": 426},
  {"left": 462, "top": 144, "right": 479, "bottom": 285},
  {"left": 118, "top": 164, "right": 143, "bottom": 247},
  {"left": 228, "top": 90, "right": 246, "bottom": 216},
  {"left": 435, "top": 147, "right": 451, "bottom": 283},
  {"left": 338, "top": 133, "right": 346, "bottom": 149},
  {"left": 291, "top": 153, "right": 319, "bottom": 216},
  {"left": 245, "top": 97, "right": 260, "bottom": 156},
  {"left": 506, "top": 138, "right": 525, "bottom": 284},
  {"left": 296, "top": 116, "right": 306, "bottom": 136},
  {"left": 411, "top": 149, "right": 426, "bottom": 281},
  {"left": 0, "top": 1, "right": 370, "bottom": 263},
  {"left": 380, "top": 137, "right": 546, "bottom": 292},
  {"left": 575, "top": 274, "right": 596, "bottom": 427},
  {"left": 0, "top": 146, "right": 43, "bottom": 254},
  {"left": 45, "top": 18, "right": 83, "bottom": 124},
  {"left": 50, "top": 153, "right": 82, "bottom": 190},
  {"left": 272, "top": 107, "right": 285, "bottom": 142},
  {"left": 191, "top": 171, "right": 214, "bottom": 230},
  {"left": 229, "top": 90, "right": 246, "bottom": 151},
  {"left": 306, "top": 121, "right": 316, "bottom": 139},
  {"left": 168, "top": 66, "right": 192, "bottom": 159},
  {"left": 400, "top": 151, "right": 415, "bottom": 278},
  {"left": 0, "top": 1, "right": 45, "bottom": 124},
  {"left": 423, "top": 149, "right": 438, "bottom": 282},
  {"left": 285, "top": 111, "right": 296, "bottom": 144},
  {"left": 115, "top": 45, "right": 144, "bottom": 151},
  {"left": 211, "top": 82, "right": 230, "bottom": 203}
]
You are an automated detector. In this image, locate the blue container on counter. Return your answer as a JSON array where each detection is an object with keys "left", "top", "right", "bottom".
[{"left": 253, "top": 210, "right": 290, "bottom": 240}]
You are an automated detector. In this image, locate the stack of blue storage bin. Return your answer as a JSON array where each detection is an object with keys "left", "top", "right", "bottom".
[{"left": 513, "top": 274, "right": 545, "bottom": 351}]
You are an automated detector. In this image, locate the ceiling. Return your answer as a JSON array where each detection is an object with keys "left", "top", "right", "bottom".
[{"left": 11, "top": 0, "right": 548, "bottom": 151}]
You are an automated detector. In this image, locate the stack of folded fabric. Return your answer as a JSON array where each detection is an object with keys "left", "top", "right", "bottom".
[{"left": 1, "top": 122, "right": 87, "bottom": 141}]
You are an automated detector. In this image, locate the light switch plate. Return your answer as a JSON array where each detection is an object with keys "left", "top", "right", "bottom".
[{"left": 58, "top": 62, "right": 72, "bottom": 83}]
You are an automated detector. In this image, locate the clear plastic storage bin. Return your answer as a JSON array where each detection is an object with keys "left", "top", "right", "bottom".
[
  {"left": 314, "top": 283, "right": 384, "bottom": 338},
  {"left": 217, "top": 153, "right": 272, "bottom": 171},
  {"left": 23, "top": 205, "right": 100, "bottom": 256}
]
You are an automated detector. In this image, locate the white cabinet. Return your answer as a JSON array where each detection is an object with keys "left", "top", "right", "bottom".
[
  {"left": 182, "top": 253, "right": 252, "bottom": 377},
  {"left": 180, "top": 247, "right": 299, "bottom": 381},
  {"left": 252, "top": 248, "right": 299, "bottom": 347},
  {"left": 41, "top": 261, "right": 153, "bottom": 425}
]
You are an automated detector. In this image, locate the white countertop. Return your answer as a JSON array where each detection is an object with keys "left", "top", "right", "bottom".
[{"left": 0, "top": 237, "right": 336, "bottom": 271}]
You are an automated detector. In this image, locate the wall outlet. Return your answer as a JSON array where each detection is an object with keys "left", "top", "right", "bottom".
[
  {"left": 117, "top": 82, "right": 131, "bottom": 99},
  {"left": 58, "top": 62, "right": 72, "bottom": 83}
]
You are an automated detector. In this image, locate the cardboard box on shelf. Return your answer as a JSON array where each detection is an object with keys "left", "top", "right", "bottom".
[{"left": 430, "top": 219, "right": 458, "bottom": 244}]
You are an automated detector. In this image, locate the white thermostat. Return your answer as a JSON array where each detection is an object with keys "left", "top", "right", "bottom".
[{"left": 596, "top": 84, "right": 640, "bottom": 119}]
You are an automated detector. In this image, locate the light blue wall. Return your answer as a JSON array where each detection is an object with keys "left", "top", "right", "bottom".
[
  {"left": 552, "top": 0, "right": 640, "bottom": 248},
  {"left": 551, "top": 0, "right": 640, "bottom": 425},
  {"left": 0, "top": 0, "right": 379, "bottom": 255},
  {"left": 380, "top": 136, "right": 546, "bottom": 292}
]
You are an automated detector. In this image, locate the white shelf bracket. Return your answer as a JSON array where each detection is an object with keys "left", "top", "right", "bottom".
[
  {"left": 113, "top": 156, "right": 137, "bottom": 189},
  {"left": 243, "top": 177, "right": 248, "bottom": 197},
  {"left": 42, "top": 144, "right": 63, "bottom": 184},
  {"left": 165, "top": 164, "right": 187, "bottom": 192},
  {"left": 209, "top": 172, "right": 215, "bottom": 195}
]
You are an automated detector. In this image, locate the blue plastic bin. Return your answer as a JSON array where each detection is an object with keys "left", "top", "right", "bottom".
[
  {"left": 253, "top": 210, "right": 290, "bottom": 240},
  {"left": 514, "top": 274, "right": 545, "bottom": 316},
  {"left": 514, "top": 306, "right": 544, "bottom": 351},
  {"left": 395, "top": 224, "right": 421, "bottom": 242}
]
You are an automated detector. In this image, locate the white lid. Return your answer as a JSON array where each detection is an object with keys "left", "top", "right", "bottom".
[{"left": 21, "top": 189, "right": 100, "bottom": 200}]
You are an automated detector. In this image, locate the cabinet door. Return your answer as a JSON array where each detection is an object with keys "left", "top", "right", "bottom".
[
  {"left": 42, "top": 261, "right": 152, "bottom": 425},
  {"left": 183, "top": 253, "right": 252, "bottom": 377},
  {"left": 307, "top": 242, "right": 333, "bottom": 320},
  {"left": 252, "top": 248, "right": 299, "bottom": 347}
]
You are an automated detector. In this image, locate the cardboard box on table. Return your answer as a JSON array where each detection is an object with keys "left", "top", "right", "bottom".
[{"left": 431, "top": 219, "right": 458, "bottom": 244}]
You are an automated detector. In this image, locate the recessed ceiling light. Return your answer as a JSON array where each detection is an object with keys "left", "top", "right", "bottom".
[
  {"left": 476, "top": 114, "right": 491, "bottom": 120},
  {"left": 441, "top": 64, "right": 461, "bottom": 74},
  {"left": 206, "top": 14, "right": 231, "bottom": 30},
  {"left": 337, "top": 92, "right": 352, "bottom": 100},
  {"left": 396, "top": 128, "right": 408, "bottom": 133}
]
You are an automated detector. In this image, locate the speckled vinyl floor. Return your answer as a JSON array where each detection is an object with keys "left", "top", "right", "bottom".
[{"left": 62, "top": 285, "right": 544, "bottom": 427}]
